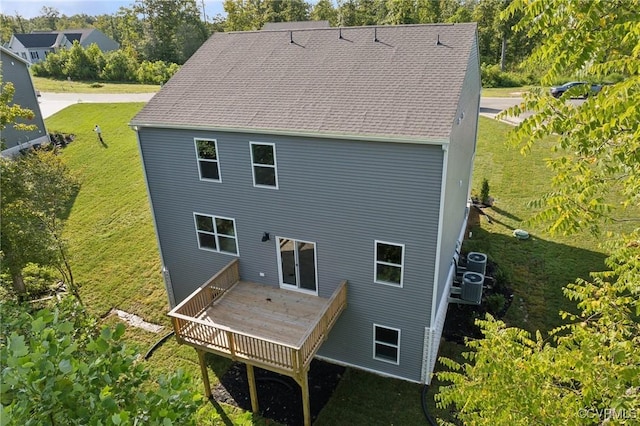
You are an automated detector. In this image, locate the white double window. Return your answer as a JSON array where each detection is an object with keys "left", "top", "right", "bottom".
[{"left": 193, "top": 213, "right": 238, "bottom": 255}]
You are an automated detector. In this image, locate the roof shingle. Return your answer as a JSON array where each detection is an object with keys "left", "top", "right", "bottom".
[{"left": 132, "top": 23, "right": 478, "bottom": 140}]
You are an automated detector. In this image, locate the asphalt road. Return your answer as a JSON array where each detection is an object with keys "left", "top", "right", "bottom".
[{"left": 39, "top": 92, "right": 528, "bottom": 123}]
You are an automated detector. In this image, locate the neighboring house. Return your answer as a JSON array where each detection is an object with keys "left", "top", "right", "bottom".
[
  {"left": 1, "top": 47, "right": 48, "bottom": 156},
  {"left": 6, "top": 29, "right": 119, "bottom": 63},
  {"left": 131, "top": 23, "right": 480, "bottom": 422}
]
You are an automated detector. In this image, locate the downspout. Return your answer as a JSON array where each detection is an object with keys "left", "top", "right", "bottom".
[
  {"left": 430, "top": 143, "right": 449, "bottom": 334},
  {"left": 133, "top": 127, "right": 176, "bottom": 307}
]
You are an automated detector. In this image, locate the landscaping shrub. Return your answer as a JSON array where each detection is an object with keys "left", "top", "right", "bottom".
[
  {"left": 136, "top": 60, "right": 180, "bottom": 85},
  {"left": 481, "top": 63, "right": 530, "bottom": 88}
]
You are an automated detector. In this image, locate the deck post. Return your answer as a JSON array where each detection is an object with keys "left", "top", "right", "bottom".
[
  {"left": 246, "top": 364, "right": 259, "bottom": 414},
  {"left": 196, "top": 349, "right": 212, "bottom": 398},
  {"left": 301, "top": 369, "right": 311, "bottom": 426}
]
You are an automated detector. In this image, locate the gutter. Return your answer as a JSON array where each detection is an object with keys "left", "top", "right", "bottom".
[{"left": 129, "top": 122, "right": 449, "bottom": 146}]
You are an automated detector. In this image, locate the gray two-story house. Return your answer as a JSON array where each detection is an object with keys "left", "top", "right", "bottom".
[
  {"left": 131, "top": 23, "right": 480, "bottom": 423},
  {"left": 7, "top": 29, "right": 119, "bottom": 64},
  {"left": 1, "top": 47, "right": 48, "bottom": 156}
]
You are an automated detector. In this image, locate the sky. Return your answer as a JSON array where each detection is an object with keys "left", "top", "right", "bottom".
[{"left": 0, "top": 0, "right": 227, "bottom": 20}]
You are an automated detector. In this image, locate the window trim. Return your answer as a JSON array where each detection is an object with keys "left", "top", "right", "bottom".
[
  {"left": 373, "top": 324, "right": 401, "bottom": 365},
  {"left": 193, "top": 212, "right": 239, "bottom": 256},
  {"left": 249, "top": 141, "right": 279, "bottom": 189},
  {"left": 194, "top": 138, "right": 222, "bottom": 182},
  {"left": 374, "top": 240, "right": 405, "bottom": 288}
]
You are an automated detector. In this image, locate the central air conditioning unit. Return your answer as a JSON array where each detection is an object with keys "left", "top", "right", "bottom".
[
  {"left": 466, "top": 252, "right": 487, "bottom": 276},
  {"left": 461, "top": 271, "right": 484, "bottom": 304}
]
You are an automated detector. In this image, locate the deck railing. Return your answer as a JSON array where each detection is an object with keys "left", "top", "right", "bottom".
[
  {"left": 297, "top": 281, "right": 348, "bottom": 369},
  {"left": 170, "top": 259, "right": 239, "bottom": 339},
  {"left": 168, "top": 261, "right": 347, "bottom": 376}
]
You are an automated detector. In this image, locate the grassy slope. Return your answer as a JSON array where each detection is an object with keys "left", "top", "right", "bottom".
[
  {"left": 32, "top": 76, "right": 160, "bottom": 94},
  {"left": 45, "top": 106, "right": 633, "bottom": 424}
]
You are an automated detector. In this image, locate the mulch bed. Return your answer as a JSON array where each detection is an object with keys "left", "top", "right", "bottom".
[
  {"left": 442, "top": 258, "right": 514, "bottom": 343},
  {"left": 212, "top": 359, "right": 345, "bottom": 426}
]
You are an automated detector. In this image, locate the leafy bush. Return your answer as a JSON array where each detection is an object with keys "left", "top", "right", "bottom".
[
  {"left": 481, "top": 63, "right": 529, "bottom": 88},
  {"left": 0, "top": 298, "right": 202, "bottom": 425},
  {"left": 485, "top": 293, "right": 506, "bottom": 315},
  {"left": 136, "top": 60, "right": 180, "bottom": 85},
  {"left": 100, "top": 49, "right": 138, "bottom": 82}
]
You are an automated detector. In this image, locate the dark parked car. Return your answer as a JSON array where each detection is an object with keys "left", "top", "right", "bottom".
[{"left": 550, "top": 81, "right": 603, "bottom": 98}]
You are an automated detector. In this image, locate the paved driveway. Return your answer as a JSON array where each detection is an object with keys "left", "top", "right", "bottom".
[{"left": 39, "top": 92, "right": 156, "bottom": 118}]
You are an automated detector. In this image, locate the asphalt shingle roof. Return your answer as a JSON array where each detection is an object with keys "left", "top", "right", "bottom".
[
  {"left": 132, "top": 23, "right": 477, "bottom": 140},
  {"left": 14, "top": 33, "right": 58, "bottom": 48}
]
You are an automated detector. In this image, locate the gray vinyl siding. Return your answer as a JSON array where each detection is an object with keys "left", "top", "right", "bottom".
[
  {"left": 436, "top": 36, "right": 482, "bottom": 304},
  {"left": 138, "top": 127, "right": 443, "bottom": 382},
  {"left": 0, "top": 50, "right": 47, "bottom": 149}
]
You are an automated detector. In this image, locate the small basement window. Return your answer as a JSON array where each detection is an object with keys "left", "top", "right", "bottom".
[
  {"left": 374, "top": 241, "right": 404, "bottom": 287},
  {"left": 250, "top": 142, "right": 278, "bottom": 188},
  {"left": 194, "top": 213, "right": 238, "bottom": 255},
  {"left": 195, "top": 138, "right": 221, "bottom": 182},
  {"left": 373, "top": 324, "right": 400, "bottom": 364}
]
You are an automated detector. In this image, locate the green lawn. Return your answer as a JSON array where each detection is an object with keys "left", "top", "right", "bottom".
[
  {"left": 32, "top": 76, "right": 160, "bottom": 93},
  {"left": 481, "top": 86, "right": 537, "bottom": 97},
  {"left": 44, "top": 105, "right": 633, "bottom": 424}
]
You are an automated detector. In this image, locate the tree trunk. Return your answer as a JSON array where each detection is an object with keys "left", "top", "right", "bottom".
[
  {"left": 500, "top": 33, "right": 507, "bottom": 71},
  {"left": 11, "top": 269, "right": 26, "bottom": 294}
]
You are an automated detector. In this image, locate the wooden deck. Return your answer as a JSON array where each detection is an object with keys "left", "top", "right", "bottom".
[{"left": 168, "top": 259, "right": 347, "bottom": 377}]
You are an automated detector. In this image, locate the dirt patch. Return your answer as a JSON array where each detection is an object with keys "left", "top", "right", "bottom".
[{"left": 212, "top": 359, "right": 345, "bottom": 426}]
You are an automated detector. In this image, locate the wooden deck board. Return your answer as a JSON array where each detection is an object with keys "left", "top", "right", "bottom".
[{"left": 201, "top": 281, "right": 331, "bottom": 347}]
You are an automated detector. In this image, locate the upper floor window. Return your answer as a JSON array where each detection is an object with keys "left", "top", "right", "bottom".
[
  {"left": 193, "top": 213, "right": 238, "bottom": 255},
  {"left": 373, "top": 324, "right": 400, "bottom": 364},
  {"left": 374, "top": 241, "right": 404, "bottom": 287},
  {"left": 30, "top": 51, "right": 39, "bottom": 60},
  {"left": 250, "top": 142, "right": 278, "bottom": 189},
  {"left": 195, "top": 139, "right": 221, "bottom": 182},
  {"left": 21, "top": 52, "right": 27, "bottom": 59}
]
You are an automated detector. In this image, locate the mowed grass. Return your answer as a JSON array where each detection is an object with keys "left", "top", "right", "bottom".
[
  {"left": 32, "top": 75, "right": 160, "bottom": 94},
  {"left": 47, "top": 103, "right": 275, "bottom": 425},
  {"left": 481, "top": 86, "right": 537, "bottom": 97},
  {"left": 468, "top": 117, "right": 638, "bottom": 332},
  {"left": 45, "top": 106, "right": 634, "bottom": 424}
]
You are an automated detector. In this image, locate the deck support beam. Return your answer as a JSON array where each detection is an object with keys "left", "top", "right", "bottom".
[
  {"left": 299, "top": 369, "right": 311, "bottom": 426},
  {"left": 196, "top": 349, "right": 212, "bottom": 398},
  {"left": 246, "top": 364, "right": 259, "bottom": 414}
]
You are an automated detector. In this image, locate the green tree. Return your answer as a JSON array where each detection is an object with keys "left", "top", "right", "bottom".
[
  {"left": 435, "top": 0, "right": 640, "bottom": 423},
  {"left": 0, "top": 298, "right": 202, "bottom": 425},
  {"left": 311, "top": 0, "right": 338, "bottom": 26},
  {"left": 384, "top": 0, "right": 416, "bottom": 25},
  {"left": 0, "top": 78, "right": 36, "bottom": 139},
  {"left": 0, "top": 151, "right": 80, "bottom": 299},
  {"left": 101, "top": 48, "right": 139, "bottom": 82},
  {"left": 63, "top": 41, "right": 95, "bottom": 80},
  {"left": 0, "top": 14, "right": 21, "bottom": 45},
  {"left": 136, "top": 0, "right": 208, "bottom": 64}
]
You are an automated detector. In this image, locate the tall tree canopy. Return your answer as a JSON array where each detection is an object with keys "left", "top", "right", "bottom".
[{"left": 436, "top": 0, "right": 640, "bottom": 424}]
